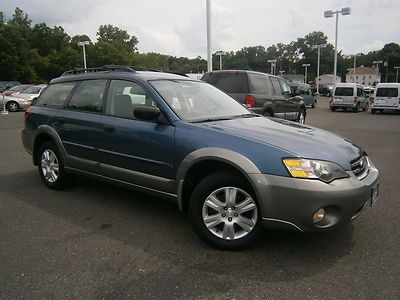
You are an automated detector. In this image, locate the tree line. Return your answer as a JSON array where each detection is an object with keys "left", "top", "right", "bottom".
[{"left": 1, "top": 7, "right": 400, "bottom": 84}]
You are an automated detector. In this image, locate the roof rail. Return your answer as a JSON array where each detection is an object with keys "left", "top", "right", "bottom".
[{"left": 61, "top": 65, "right": 136, "bottom": 76}]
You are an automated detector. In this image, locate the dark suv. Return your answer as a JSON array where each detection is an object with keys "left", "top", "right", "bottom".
[
  {"left": 22, "top": 66, "right": 379, "bottom": 249},
  {"left": 201, "top": 70, "right": 306, "bottom": 123}
]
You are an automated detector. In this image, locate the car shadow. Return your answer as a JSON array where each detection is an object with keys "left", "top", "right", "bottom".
[{"left": 3, "top": 170, "right": 355, "bottom": 284}]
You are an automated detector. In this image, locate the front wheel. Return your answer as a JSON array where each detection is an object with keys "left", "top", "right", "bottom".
[
  {"left": 38, "top": 141, "right": 72, "bottom": 189},
  {"left": 189, "top": 171, "right": 261, "bottom": 249},
  {"left": 311, "top": 100, "right": 317, "bottom": 108},
  {"left": 6, "top": 101, "right": 20, "bottom": 112}
]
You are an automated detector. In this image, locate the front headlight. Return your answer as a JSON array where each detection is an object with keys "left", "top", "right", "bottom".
[{"left": 283, "top": 158, "right": 349, "bottom": 183}]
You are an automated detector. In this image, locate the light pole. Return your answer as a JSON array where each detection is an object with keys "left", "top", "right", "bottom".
[
  {"left": 268, "top": 59, "right": 277, "bottom": 75},
  {"left": 206, "top": 0, "right": 212, "bottom": 72},
  {"left": 324, "top": 7, "right": 351, "bottom": 89},
  {"left": 302, "top": 64, "right": 311, "bottom": 83},
  {"left": 279, "top": 70, "right": 285, "bottom": 77},
  {"left": 312, "top": 44, "right": 326, "bottom": 94},
  {"left": 215, "top": 51, "right": 227, "bottom": 70},
  {"left": 77, "top": 41, "right": 90, "bottom": 69},
  {"left": 373, "top": 60, "right": 383, "bottom": 82},
  {"left": 352, "top": 53, "right": 361, "bottom": 83},
  {"left": 394, "top": 66, "right": 400, "bottom": 83}
]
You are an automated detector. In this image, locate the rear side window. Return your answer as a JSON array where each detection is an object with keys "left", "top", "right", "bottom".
[
  {"left": 201, "top": 72, "right": 248, "bottom": 93},
  {"left": 376, "top": 88, "right": 398, "bottom": 97},
  {"left": 248, "top": 73, "right": 268, "bottom": 93},
  {"left": 335, "top": 87, "right": 354, "bottom": 96},
  {"left": 36, "top": 82, "right": 76, "bottom": 108},
  {"left": 67, "top": 80, "right": 107, "bottom": 113},
  {"left": 270, "top": 77, "right": 282, "bottom": 95}
]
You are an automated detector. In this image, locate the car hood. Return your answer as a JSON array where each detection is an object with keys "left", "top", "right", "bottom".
[{"left": 197, "top": 116, "right": 363, "bottom": 170}]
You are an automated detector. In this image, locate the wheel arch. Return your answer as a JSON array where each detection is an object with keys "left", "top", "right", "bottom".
[
  {"left": 176, "top": 148, "right": 262, "bottom": 213},
  {"left": 32, "top": 126, "right": 67, "bottom": 166}
]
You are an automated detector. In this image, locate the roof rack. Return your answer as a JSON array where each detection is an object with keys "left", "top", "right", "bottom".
[{"left": 61, "top": 65, "right": 136, "bottom": 76}]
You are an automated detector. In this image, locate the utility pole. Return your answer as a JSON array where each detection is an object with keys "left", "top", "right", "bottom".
[{"left": 206, "top": 0, "right": 212, "bottom": 72}]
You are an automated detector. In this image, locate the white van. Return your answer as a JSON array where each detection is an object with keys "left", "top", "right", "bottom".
[
  {"left": 371, "top": 83, "right": 400, "bottom": 114},
  {"left": 330, "top": 83, "right": 369, "bottom": 112}
]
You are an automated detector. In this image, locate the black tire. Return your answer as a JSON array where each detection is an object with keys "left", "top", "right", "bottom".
[
  {"left": 311, "top": 100, "right": 317, "bottom": 108},
  {"left": 6, "top": 101, "right": 19, "bottom": 112},
  {"left": 363, "top": 102, "right": 369, "bottom": 112},
  {"left": 330, "top": 106, "right": 336, "bottom": 112},
  {"left": 37, "top": 141, "right": 72, "bottom": 190},
  {"left": 371, "top": 109, "right": 376, "bottom": 114},
  {"left": 297, "top": 109, "right": 306, "bottom": 124},
  {"left": 189, "top": 171, "right": 261, "bottom": 250},
  {"left": 353, "top": 103, "right": 360, "bottom": 113}
]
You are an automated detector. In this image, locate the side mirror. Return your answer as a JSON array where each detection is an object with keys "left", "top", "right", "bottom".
[{"left": 134, "top": 106, "right": 161, "bottom": 121}]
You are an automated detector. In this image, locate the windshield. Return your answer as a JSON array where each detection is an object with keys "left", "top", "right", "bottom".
[
  {"left": 150, "top": 80, "right": 253, "bottom": 122},
  {"left": 23, "top": 86, "right": 42, "bottom": 94}
]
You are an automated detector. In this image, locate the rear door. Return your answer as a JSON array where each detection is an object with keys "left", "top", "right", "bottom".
[
  {"left": 375, "top": 87, "right": 399, "bottom": 107},
  {"left": 247, "top": 73, "right": 272, "bottom": 113}
]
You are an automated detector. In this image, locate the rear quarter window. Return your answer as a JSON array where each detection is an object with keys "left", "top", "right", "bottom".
[
  {"left": 376, "top": 88, "right": 398, "bottom": 97},
  {"left": 201, "top": 72, "right": 248, "bottom": 93},
  {"left": 248, "top": 73, "right": 269, "bottom": 93},
  {"left": 36, "top": 82, "right": 77, "bottom": 108}
]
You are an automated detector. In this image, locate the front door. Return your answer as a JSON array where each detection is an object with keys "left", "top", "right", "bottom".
[{"left": 97, "top": 79, "right": 175, "bottom": 193}]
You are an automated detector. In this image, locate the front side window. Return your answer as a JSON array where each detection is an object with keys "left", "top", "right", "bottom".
[
  {"left": 36, "top": 82, "right": 76, "bottom": 108},
  {"left": 106, "top": 80, "right": 156, "bottom": 119},
  {"left": 150, "top": 80, "right": 252, "bottom": 122},
  {"left": 67, "top": 80, "right": 107, "bottom": 112}
]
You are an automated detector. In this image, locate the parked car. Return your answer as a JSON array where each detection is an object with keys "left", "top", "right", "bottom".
[
  {"left": 0, "top": 81, "right": 21, "bottom": 93},
  {"left": 22, "top": 66, "right": 380, "bottom": 249},
  {"left": 2, "top": 84, "right": 32, "bottom": 96},
  {"left": 201, "top": 70, "right": 307, "bottom": 124},
  {"left": 371, "top": 83, "right": 400, "bottom": 114},
  {"left": 288, "top": 82, "right": 317, "bottom": 108},
  {"left": 330, "top": 83, "right": 369, "bottom": 112},
  {"left": 318, "top": 84, "right": 332, "bottom": 97},
  {"left": 1, "top": 84, "right": 47, "bottom": 112}
]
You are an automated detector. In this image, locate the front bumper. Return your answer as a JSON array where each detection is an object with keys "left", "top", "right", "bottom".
[{"left": 249, "top": 164, "right": 379, "bottom": 232}]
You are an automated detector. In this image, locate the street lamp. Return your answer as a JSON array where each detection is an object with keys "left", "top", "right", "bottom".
[
  {"left": 215, "top": 51, "right": 227, "bottom": 70},
  {"left": 394, "top": 66, "right": 400, "bottom": 83},
  {"left": 324, "top": 7, "right": 351, "bottom": 89},
  {"left": 312, "top": 44, "right": 326, "bottom": 94},
  {"left": 77, "top": 41, "right": 90, "bottom": 69},
  {"left": 373, "top": 60, "right": 383, "bottom": 70},
  {"left": 279, "top": 70, "right": 285, "bottom": 77},
  {"left": 352, "top": 53, "right": 362, "bottom": 83},
  {"left": 267, "top": 59, "right": 277, "bottom": 75},
  {"left": 302, "top": 64, "right": 311, "bottom": 83},
  {"left": 206, "top": 0, "right": 212, "bottom": 72}
]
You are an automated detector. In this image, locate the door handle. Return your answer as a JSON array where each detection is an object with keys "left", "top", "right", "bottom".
[{"left": 102, "top": 124, "right": 115, "bottom": 132}]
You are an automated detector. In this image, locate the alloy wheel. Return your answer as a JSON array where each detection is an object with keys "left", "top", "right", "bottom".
[{"left": 41, "top": 149, "right": 59, "bottom": 183}]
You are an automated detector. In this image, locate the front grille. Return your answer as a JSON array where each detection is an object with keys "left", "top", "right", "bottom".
[{"left": 351, "top": 155, "right": 369, "bottom": 180}]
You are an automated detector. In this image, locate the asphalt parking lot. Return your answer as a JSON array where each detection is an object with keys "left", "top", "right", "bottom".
[{"left": 0, "top": 97, "right": 399, "bottom": 299}]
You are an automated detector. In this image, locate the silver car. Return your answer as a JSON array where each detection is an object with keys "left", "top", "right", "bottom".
[{"left": 1, "top": 84, "right": 47, "bottom": 112}]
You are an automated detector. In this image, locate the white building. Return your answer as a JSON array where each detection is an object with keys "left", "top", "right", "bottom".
[
  {"left": 346, "top": 66, "right": 381, "bottom": 86},
  {"left": 315, "top": 74, "right": 341, "bottom": 85}
]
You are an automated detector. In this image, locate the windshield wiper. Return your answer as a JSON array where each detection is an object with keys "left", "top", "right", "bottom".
[
  {"left": 231, "top": 113, "right": 259, "bottom": 119},
  {"left": 191, "top": 116, "right": 235, "bottom": 123}
]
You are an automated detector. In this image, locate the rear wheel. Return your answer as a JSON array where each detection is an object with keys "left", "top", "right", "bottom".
[
  {"left": 353, "top": 103, "right": 360, "bottom": 113},
  {"left": 311, "top": 100, "right": 317, "bottom": 108},
  {"left": 330, "top": 107, "right": 336, "bottom": 112},
  {"left": 38, "top": 141, "right": 72, "bottom": 189},
  {"left": 189, "top": 171, "right": 261, "bottom": 249},
  {"left": 297, "top": 109, "right": 306, "bottom": 124},
  {"left": 263, "top": 110, "right": 273, "bottom": 117},
  {"left": 363, "top": 102, "right": 369, "bottom": 111},
  {"left": 6, "top": 101, "right": 19, "bottom": 112},
  {"left": 371, "top": 108, "right": 376, "bottom": 114}
]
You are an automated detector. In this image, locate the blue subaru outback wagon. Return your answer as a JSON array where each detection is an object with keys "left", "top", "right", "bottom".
[{"left": 22, "top": 66, "right": 380, "bottom": 249}]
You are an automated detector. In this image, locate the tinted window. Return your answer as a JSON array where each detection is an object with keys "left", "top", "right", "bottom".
[
  {"left": 357, "top": 88, "right": 364, "bottom": 97},
  {"left": 68, "top": 80, "right": 107, "bottom": 112},
  {"left": 335, "top": 87, "right": 354, "bottom": 96},
  {"left": 36, "top": 82, "right": 76, "bottom": 108},
  {"left": 23, "top": 86, "right": 43, "bottom": 94},
  {"left": 270, "top": 77, "right": 282, "bottom": 95},
  {"left": 376, "top": 88, "right": 398, "bottom": 97},
  {"left": 278, "top": 79, "right": 291, "bottom": 94},
  {"left": 201, "top": 72, "right": 248, "bottom": 93},
  {"left": 106, "top": 80, "right": 156, "bottom": 119},
  {"left": 248, "top": 73, "right": 268, "bottom": 93}
]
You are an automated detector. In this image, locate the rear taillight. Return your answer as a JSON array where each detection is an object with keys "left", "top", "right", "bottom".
[
  {"left": 24, "top": 106, "right": 32, "bottom": 121},
  {"left": 353, "top": 96, "right": 358, "bottom": 102},
  {"left": 245, "top": 95, "right": 256, "bottom": 107}
]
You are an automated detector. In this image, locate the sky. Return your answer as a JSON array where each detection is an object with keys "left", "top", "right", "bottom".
[{"left": 2, "top": 0, "right": 399, "bottom": 58}]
